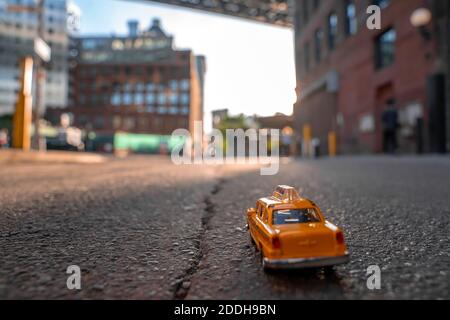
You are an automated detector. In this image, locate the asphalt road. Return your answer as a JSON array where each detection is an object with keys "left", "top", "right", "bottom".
[{"left": 0, "top": 156, "right": 449, "bottom": 299}]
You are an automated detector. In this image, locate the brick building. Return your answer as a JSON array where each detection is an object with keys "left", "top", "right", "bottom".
[
  {"left": 46, "top": 18, "right": 205, "bottom": 150},
  {"left": 293, "top": 0, "right": 448, "bottom": 155}
]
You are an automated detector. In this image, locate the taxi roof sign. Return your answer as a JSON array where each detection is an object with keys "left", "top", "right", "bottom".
[{"left": 272, "top": 185, "right": 301, "bottom": 203}]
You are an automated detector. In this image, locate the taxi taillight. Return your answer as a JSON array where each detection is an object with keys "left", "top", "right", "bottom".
[
  {"left": 272, "top": 236, "right": 281, "bottom": 249},
  {"left": 336, "top": 231, "right": 344, "bottom": 245}
]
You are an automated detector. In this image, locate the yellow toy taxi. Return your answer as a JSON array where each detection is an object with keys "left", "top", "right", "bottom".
[{"left": 246, "top": 185, "right": 349, "bottom": 270}]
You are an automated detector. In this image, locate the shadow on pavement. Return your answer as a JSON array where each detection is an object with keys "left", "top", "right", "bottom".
[{"left": 264, "top": 267, "right": 345, "bottom": 297}]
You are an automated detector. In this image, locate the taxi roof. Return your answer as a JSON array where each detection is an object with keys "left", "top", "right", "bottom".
[{"left": 258, "top": 185, "right": 316, "bottom": 210}]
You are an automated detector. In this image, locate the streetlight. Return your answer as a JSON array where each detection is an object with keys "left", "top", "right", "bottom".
[
  {"left": 410, "top": 7, "right": 432, "bottom": 27},
  {"left": 410, "top": 7, "right": 433, "bottom": 40}
]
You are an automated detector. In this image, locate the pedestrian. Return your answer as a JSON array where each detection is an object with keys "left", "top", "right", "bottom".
[
  {"left": 381, "top": 99, "right": 399, "bottom": 154},
  {"left": 0, "top": 128, "right": 9, "bottom": 149}
]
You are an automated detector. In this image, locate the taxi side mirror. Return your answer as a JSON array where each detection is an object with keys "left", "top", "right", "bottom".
[{"left": 247, "top": 208, "right": 256, "bottom": 215}]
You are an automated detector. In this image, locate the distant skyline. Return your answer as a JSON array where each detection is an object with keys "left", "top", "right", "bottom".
[{"left": 74, "top": 0, "right": 296, "bottom": 132}]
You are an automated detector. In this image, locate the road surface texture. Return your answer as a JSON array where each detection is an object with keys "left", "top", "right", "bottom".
[{"left": 0, "top": 156, "right": 449, "bottom": 299}]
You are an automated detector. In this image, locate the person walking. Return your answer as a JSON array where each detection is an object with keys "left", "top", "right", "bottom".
[
  {"left": 0, "top": 129, "right": 9, "bottom": 149},
  {"left": 381, "top": 99, "right": 399, "bottom": 154}
]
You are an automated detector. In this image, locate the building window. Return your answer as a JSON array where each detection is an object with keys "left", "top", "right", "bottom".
[
  {"left": 89, "top": 95, "right": 98, "bottom": 106},
  {"left": 112, "top": 116, "right": 121, "bottom": 129},
  {"left": 157, "top": 92, "right": 166, "bottom": 104},
  {"left": 136, "top": 82, "right": 144, "bottom": 91},
  {"left": 169, "top": 80, "right": 178, "bottom": 90},
  {"left": 78, "top": 115, "right": 88, "bottom": 126},
  {"left": 82, "top": 39, "right": 97, "bottom": 50},
  {"left": 135, "top": 92, "right": 144, "bottom": 105},
  {"left": 146, "top": 82, "right": 155, "bottom": 91},
  {"left": 375, "top": 28, "right": 396, "bottom": 69},
  {"left": 180, "top": 79, "right": 190, "bottom": 90},
  {"left": 181, "top": 107, "right": 189, "bottom": 115},
  {"left": 169, "top": 92, "right": 178, "bottom": 104},
  {"left": 344, "top": 0, "right": 357, "bottom": 36},
  {"left": 372, "top": 0, "right": 390, "bottom": 9},
  {"left": 153, "top": 118, "right": 161, "bottom": 130},
  {"left": 180, "top": 93, "right": 189, "bottom": 105},
  {"left": 101, "top": 94, "right": 109, "bottom": 105},
  {"left": 328, "top": 13, "right": 338, "bottom": 51},
  {"left": 123, "top": 117, "right": 135, "bottom": 130},
  {"left": 138, "top": 117, "right": 147, "bottom": 129},
  {"left": 146, "top": 92, "right": 155, "bottom": 104},
  {"left": 157, "top": 106, "right": 167, "bottom": 114},
  {"left": 123, "top": 93, "right": 132, "bottom": 105},
  {"left": 94, "top": 116, "right": 104, "bottom": 129},
  {"left": 169, "top": 106, "right": 178, "bottom": 115},
  {"left": 314, "top": 28, "right": 323, "bottom": 63}
]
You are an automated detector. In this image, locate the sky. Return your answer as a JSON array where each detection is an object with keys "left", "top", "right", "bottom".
[{"left": 74, "top": 0, "right": 297, "bottom": 132}]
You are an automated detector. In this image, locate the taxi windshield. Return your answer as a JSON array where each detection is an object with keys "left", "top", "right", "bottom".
[{"left": 272, "top": 208, "right": 321, "bottom": 225}]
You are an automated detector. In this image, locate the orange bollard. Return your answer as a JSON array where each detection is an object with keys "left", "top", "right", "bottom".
[{"left": 12, "top": 57, "right": 33, "bottom": 150}]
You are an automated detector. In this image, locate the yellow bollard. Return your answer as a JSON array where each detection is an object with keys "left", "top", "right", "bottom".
[
  {"left": 12, "top": 57, "right": 33, "bottom": 150},
  {"left": 328, "top": 131, "right": 337, "bottom": 157},
  {"left": 302, "top": 124, "right": 312, "bottom": 157}
]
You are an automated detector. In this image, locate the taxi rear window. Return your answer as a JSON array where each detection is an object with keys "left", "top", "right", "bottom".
[{"left": 272, "top": 208, "right": 321, "bottom": 225}]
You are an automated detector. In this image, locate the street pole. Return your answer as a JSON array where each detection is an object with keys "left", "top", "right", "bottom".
[
  {"left": 12, "top": 57, "right": 34, "bottom": 150},
  {"left": 32, "top": 0, "right": 46, "bottom": 151}
]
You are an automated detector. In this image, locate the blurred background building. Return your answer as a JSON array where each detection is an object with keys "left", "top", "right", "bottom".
[
  {"left": 46, "top": 18, "right": 206, "bottom": 153},
  {"left": 0, "top": 0, "right": 77, "bottom": 116},
  {"left": 1, "top": 0, "right": 447, "bottom": 156},
  {"left": 293, "top": 0, "right": 449, "bottom": 156}
]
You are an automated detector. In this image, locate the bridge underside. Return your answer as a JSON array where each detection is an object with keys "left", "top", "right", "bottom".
[{"left": 137, "top": 0, "right": 293, "bottom": 27}]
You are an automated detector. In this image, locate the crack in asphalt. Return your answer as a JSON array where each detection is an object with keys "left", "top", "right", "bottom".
[{"left": 173, "top": 178, "right": 225, "bottom": 299}]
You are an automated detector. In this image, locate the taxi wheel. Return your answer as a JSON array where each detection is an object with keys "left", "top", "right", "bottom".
[
  {"left": 260, "top": 249, "right": 268, "bottom": 271},
  {"left": 261, "top": 252, "right": 273, "bottom": 273},
  {"left": 323, "top": 266, "right": 334, "bottom": 274}
]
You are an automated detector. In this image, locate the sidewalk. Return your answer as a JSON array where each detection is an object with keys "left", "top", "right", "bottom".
[{"left": 0, "top": 149, "right": 107, "bottom": 164}]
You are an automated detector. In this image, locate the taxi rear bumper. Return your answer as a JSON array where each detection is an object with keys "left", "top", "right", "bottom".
[{"left": 263, "top": 253, "right": 350, "bottom": 270}]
